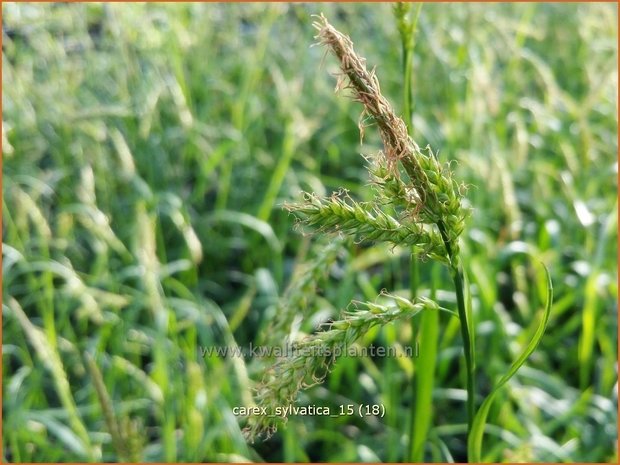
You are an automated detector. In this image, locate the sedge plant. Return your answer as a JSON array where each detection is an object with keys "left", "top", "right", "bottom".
[{"left": 247, "top": 15, "right": 552, "bottom": 462}]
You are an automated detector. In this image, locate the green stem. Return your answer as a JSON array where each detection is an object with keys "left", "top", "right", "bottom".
[
  {"left": 452, "top": 264, "right": 475, "bottom": 455},
  {"left": 407, "top": 250, "right": 419, "bottom": 461},
  {"left": 409, "top": 249, "right": 420, "bottom": 299},
  {"left": 402, "top": 42, "right": 413, "bottom": 131},
  {"left": 437, "top": 221, "right": 475, "bottom": 462},
  {"left": 401, "top": 4, "right": 424, "bottom": 461},
  {"left": 402, "top": 3, "right": 423, "bottom": 133}
]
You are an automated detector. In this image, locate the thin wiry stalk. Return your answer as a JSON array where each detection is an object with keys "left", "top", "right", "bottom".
[
  {"left": 394, "top": 2, "right": 423, "bottom": 133},
  {"left": 261, "top": 237, "right": 345, "bottom": 347},
  {"left": 453, "top": 265, "right": 475, "bottom": 438},
  {"left": 84, "top": 353, "right": 130, "bottom": 462}
]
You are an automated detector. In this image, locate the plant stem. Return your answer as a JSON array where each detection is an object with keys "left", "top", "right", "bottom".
[
  {"left": 438, "top": 221, "right": 475, "bottom": 462},
  {"left": 409, "top": 250, "right": 420, "bottom": 298},
  {"left": 452, "top": 263, "right": 475, "bottom": 451},
  {"left": 402, "top": 3, "right": 423, "bottom": 133},
  {"left": 407, "top": 250, "right": 419, "bottom": 461}
]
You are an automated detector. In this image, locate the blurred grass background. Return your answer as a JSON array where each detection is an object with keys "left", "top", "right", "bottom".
[{"left": 2, "top": 2, "right": 618, "bottom": 462}]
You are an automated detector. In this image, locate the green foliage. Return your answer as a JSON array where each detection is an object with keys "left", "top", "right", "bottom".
[
  {"left": 469, "top": 261, "right": 553, "bottom": 462},
  {"left": 3, "top": 3, "right": 617, "bottom": 463},
  {"left": 246, "top": 293, "right": 443, "bottom": 440},
  {"left": 266, "top": 19, "right": 477, "bottom": 459}
]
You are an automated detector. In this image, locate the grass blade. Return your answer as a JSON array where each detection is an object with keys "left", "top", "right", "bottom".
[
  {"left": 468, "top": 262, "right": 553, "bottom": 462},
  {"left": 409, "top": 293, "right": 439, "bottom": 461},
  {"left": 7, "top": 298, "right": 95, "bottom": 461}
]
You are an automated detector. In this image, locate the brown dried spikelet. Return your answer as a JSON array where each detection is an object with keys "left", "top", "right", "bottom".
[{"left": 312, "top": 14, "right": 468, "bottom": 261}]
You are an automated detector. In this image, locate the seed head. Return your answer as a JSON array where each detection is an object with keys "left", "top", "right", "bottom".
[{"left": 312, "top": 14, "right": 468, "bottom": 261}]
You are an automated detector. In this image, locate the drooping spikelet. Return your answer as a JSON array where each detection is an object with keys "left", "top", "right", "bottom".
[
  {"left": 287, "top": 190, "right": 448, "bottom": 263},
  {"left": 244, "top": 293, "right": 440, "bottom": 440}
]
